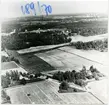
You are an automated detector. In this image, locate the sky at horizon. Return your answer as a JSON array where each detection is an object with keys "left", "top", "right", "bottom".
[{"left": 0, "top": 0, "right": 108, "bottom": 19}]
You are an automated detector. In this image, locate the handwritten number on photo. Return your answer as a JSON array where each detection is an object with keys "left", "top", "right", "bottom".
[
  {"left": 21, "top": 6, "right": 25, "bottom": 14},
  {"left": 21, "top": 2, "right": 36, "bottom": 15},
  {"left": 21, "top": 2, "right": 52, "bottom": 16},
  {"left": 41, "top": 4, "right": 52, "bottom": 15},
  {"left": 25, "top": 3, "right": 30, "bottom": 14},
  {"left": 30, "top": 2, "right": 36, "bottom": 15}
]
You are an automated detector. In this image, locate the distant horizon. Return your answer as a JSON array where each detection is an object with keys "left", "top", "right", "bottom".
[
  {"left": 2, "top": 12, "right": 108, "bottom": 21},
  {"left": 0, "top": 0, "right": 108, "bottom": 19}
]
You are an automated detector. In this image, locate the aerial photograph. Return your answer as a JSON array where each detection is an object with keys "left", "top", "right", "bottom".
[{"left": 1, "top": 0, "right": 108, "bottom": 104}]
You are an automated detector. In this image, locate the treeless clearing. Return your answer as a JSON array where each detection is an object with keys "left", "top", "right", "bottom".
[{"left": 6, "top": 80, "right": 103, "bottom": 104}]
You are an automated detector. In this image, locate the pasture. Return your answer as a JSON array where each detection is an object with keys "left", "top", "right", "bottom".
[{"left": 5, "top": 80, "right": 103, "bottom": 104}]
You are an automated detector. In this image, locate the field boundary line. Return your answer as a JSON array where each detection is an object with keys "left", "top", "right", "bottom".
[{"left": 89, "top": 92, "right": 105, "bottom": 104}]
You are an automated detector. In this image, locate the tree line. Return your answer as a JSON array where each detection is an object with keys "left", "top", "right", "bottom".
[
  {"left": 52, "top": 66, "right": 104, "bottom": 87},
  {"left": 1, "top": 70, "right": 42, "bottom": 88},
  {"left": 2, "top": 31, "right": 71, "bottom": 50},
  {"left": 70, "top": 39, "right": 107, "bottom": 52}
]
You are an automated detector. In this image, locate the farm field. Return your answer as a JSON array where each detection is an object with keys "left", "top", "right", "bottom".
[
  {"left": 6, "top": 50, "right": 55, "bottom": 73},
  {"left": 1, "top": 12, "right": 108, "bottom": 105},
  {"left": 86, "top": 78, "right": 108, "bottom": 104},
  {"left": 58, "top": 46, "right": 108, "bottom": 66},
  {"left": 58, "top": 46, "right": 109, "bottom": 76},
  {"left": 1, "top": 61, "right": 19, "bottom": 70},
  {"left": 71, "top": 34, "right": 107, "bottom": 42},
  {"left": 35, "top": 46, "right": 108, "bottom": 75},
  {"left": 1, "top": 61, "right": 27, "bottom": 75},
  {"left": 5, "top": 79, "right": 103, "bottom": 104}
]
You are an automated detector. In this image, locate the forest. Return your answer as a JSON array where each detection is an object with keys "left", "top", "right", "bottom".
[
  {"left": 2, "top": 20, "right": 107, "bottom": 36},
  {"left": 2, "top": 31, "right": 71, "bottom": 50}
]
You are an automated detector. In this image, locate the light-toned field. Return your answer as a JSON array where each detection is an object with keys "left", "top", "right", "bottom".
[
  {"left": 1, "top": 61, "right": 19, "bottom": 70},
  {"left": 71, "top": 34, "right": 107, "bottom": 42},
  {"left": 5, "top": 80, "right": 103, "bottom": 104},
  {"left": 35, "top": 47, "right": 105, "bottom": 71},
  {"left": 59, "top": 46, "right": 108, "bottom": 66},
  {"left": 35, "top": 46, "right": 108, "bottom": 76},
  {"left": 86, "top": 78, "right": 108, "bottom": 104},
  {"left": 1, "top": 61, "right": 27, "bottom": 75},
  {"left": 34, "top": 46, "right": 108, "bottom": 104},
  {"left": 58, "top": 46, "right": 109, "bottom": 76}
]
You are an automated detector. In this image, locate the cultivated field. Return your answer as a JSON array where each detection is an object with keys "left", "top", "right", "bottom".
[
  {"left": 1, "top": 61, "right": 19, "bottom": 70},
  {"left": 1, "top": 61, "right": 27, "bottom": 75},
  {"left": 34, "top": 46, "right": 108, "bottom": 76},
  {"left": 86, "top": 78, "right": 108, "bottom": 103},
  {"left": 5, "top": 80, "right": 103, "bottom": 104},
  {"left": 71, "top": 34, "right": 108, "bottom": 42},
  {"left": 35, "top": 47, "right": 103, "bottom": 71},
  {"left": 58, "top": 46, "right": 108, "bottom": 66},
  {"left": 1, "top": 14, "right": 108, "bottom": 104}
]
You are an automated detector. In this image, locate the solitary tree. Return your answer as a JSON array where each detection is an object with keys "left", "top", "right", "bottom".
[{"left": 59, "top": 81, "right": 69, "bottom": 90}]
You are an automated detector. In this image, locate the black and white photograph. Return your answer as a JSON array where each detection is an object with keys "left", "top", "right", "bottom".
[{"left": 1, "top": 0, "right": 108, "bottom": 104}]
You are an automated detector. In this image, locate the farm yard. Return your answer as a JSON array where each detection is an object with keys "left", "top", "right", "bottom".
[{"left": 5, "top": 79, "right": 103, "bottom": 104}]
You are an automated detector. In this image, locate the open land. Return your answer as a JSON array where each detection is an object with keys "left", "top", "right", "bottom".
[
  {"left": 5, "top": 79, "right": 104, "bottom": 104},
  {"left": 1, "top": 14, "right": 108, "bottom": 104}
]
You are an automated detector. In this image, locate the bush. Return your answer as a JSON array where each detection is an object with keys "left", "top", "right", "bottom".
[
  {"left": 1, "top": 56, "right": 20, "bottom": 64},
  {"left": 59, "top": 81, "right": 69, "bottom": 90},
  {"left": 20, "top": 78, "right": 27, "bottom": 85},
  {"left": 1, "top": 75, "right": 10, "bottom": 88},
  {"left": 1, "top": 56, "right": 10, "bottom": 62},
  {"left": 22, "top": 72, "right": 27, "bottom": 77},
  {"left": 10, "top": 57, "right": 20, "bottom": 64},
  {"left": 10, "top": 70, "right": 20, "bottom": 81},
  {"left": 6, "top": 96, "right": 10, "bottom": 100},
  {"left": 29, "top": 75, "right": 34, "bottom": 79},
  {"left": 75, "top": 79, "right": 87, "bottom": 87},
  {"left": 86, "top": 75, "right": 93, "bottom": 79},
  {"left": 1, "top": 70, "right": 21, "bottom": 88}
]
